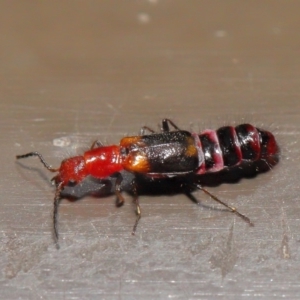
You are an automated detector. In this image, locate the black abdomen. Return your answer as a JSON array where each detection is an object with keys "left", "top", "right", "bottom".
[{"left": 196, "top": 124, "right": 279, "bottom": 174}]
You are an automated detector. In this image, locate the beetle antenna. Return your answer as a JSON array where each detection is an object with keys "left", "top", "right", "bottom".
[
  {"left": 53, "top": 182, "right": 63, "bottom": 249},
  {"left": 16, "top": 151, "right": 58, "bottom": 172}
]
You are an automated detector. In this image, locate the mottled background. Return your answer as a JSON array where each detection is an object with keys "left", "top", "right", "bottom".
[{"left": 1, "top": 1, "right": 300, "bottom": 299}]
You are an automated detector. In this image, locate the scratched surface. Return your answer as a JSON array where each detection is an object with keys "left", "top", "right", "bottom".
[{"left": 1, "top": 1, "right": 300, "bottom": 299}]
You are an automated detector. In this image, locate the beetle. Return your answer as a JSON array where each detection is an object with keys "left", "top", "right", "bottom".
[{"left": 16, "top": 119, "right": 279, "bottom": 246}]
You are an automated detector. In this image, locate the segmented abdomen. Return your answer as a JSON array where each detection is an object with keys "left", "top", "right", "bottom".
[{"left": 194, "top": 124, "right": 279, "bottom": 174}]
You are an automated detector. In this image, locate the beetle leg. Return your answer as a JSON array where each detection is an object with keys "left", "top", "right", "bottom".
[
  {"left": 140, "top": 119, "right": 181, "bottom": 135},
  {"left": 161, "top": 119, "right": 181, "bottom": 132},
  {"left": 194, "top": 184, "right": 254, "bottom": 226},
  {"left": 53, "top": 182, "right": 64, "bottom": 249},
  {"left": 131, "top": 180, "right": 141, "bottom": 235},
  {"left": 140, "top": 126, "right": 156, "bottom": 135},
  {"left": 115, "top": 175, "right": 141, "bottom": 234},
  {"left": 90, "top": 140, "right": 104, "bottom": 149},
  {"left": 115, "top": 173, "right": 125, "bottom": 207}
]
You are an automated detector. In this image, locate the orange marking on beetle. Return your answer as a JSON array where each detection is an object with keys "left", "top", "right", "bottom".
[
  {"left": 122, "top": 150, "right": 150, "bottom": 173},
  {"left": 120, "top": 136, "right": 150, "bottom": 173},
  {"left": 185, "top": 137, "right": 198, "bottom": 157},
  {"left": 120, "top": 136, "right": 142, "bottom": 148}
]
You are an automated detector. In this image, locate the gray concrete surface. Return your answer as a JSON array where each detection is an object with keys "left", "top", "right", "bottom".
[{"left": 1, "top": 1, "right": 300, "bottom": 299}]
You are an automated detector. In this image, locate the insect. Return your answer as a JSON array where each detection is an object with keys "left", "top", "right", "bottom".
[{"left": 16, "top": 119, "right": 279, "bottom": 247}]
